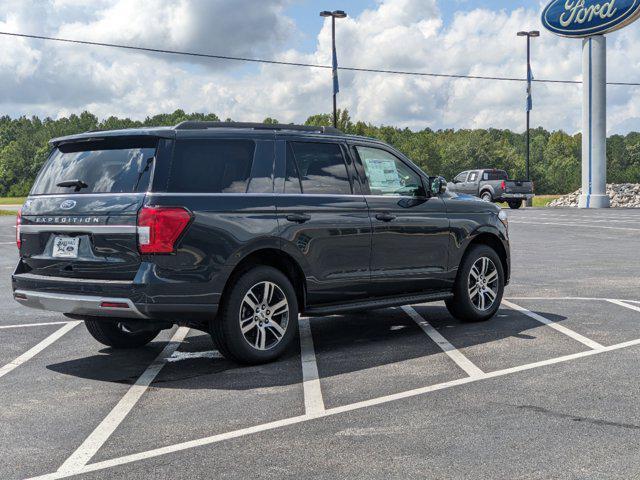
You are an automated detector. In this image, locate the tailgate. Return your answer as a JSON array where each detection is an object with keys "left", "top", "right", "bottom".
[
  {"left": 18, "top": 137, "right": 157, "bottom": 281},
  {"left": 505, "top": 181, "right": 533, "bottom": 194},
  {"left": 20, "top": 194, "right": 144, "bottom": 281}
]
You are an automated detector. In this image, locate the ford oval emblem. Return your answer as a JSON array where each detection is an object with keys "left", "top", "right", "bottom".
[
  {"left": 60, "top": 199, "right": 77, "bottom": 210},
  {"left": 542, "top": 0, "right": 640, "bottom": 37}
]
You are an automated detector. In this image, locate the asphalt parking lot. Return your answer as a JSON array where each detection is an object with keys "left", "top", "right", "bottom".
[{"left": 1, "top": 208, "right": 640, "bottom": 480}]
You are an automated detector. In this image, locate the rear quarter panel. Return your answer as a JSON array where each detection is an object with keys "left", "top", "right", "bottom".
[{"left": 141, "top": 193, "right": 280, "bottom": 305}]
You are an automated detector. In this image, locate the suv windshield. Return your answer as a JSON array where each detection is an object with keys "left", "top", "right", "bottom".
[{"left": 31, "top": 138, "right": 157, "bottom": 195}]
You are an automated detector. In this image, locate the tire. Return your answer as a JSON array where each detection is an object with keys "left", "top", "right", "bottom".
[
  {"left": 446, "top": 244, "right": 505, "bottom": 323},
  {"left": 211, "top": 266, "right": 299, "bottom": 365},
  {"left": 480, "top": 191, "right": 493, "bottom": 202},
  {"left": 84, "top": 320, "right": 161, "bottom": 349},
  {"left": 508, "top": 200, "right": 522, "bottom": 209}
]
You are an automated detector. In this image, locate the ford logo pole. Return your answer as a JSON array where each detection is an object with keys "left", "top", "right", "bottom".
[{"left": 542, "top": 0, "right": 640, "bottom": 208}]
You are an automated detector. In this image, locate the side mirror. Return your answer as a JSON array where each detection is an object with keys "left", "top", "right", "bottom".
[{"left": 430, "top": 176, "right": 448, "bottom": 196}]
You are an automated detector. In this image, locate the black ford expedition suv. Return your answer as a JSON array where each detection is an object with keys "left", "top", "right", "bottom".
[{"left": 12, "top": 122, "right": 510, "bottom": 364}]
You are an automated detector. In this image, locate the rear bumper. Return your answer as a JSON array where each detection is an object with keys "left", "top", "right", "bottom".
[
  {"left": 12, "top": 269, "right": 220, "bottom": 321},
  {"left": 13, "top": 290, "right": 148, "bottom": 319},
  {"left": 500, "top": 193, "right": 534, "bottom": 201}
]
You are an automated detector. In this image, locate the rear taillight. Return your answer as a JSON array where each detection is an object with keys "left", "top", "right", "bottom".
[
  {"left": 16, "top": 209, "right": 22, "bottom": 250},
  {"left": 500, "top": 180, "right": 506, "bottom": 190},
  {"left": 137, "top": 207, "right": 192, "bottom": 254}
]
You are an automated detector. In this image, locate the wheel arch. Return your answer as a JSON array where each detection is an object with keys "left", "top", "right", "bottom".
[
  {"left": 221, "top": 248, "right": 307, "bottom": 313},
  {"left": 479, "top": 187, "right": 494, "bottom": 200},
  {"left": 464, "top": 231, "right": 509, "bottom": 282}
]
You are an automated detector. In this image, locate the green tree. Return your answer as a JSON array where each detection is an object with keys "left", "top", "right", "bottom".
[{"left": 1, "top": 109, "right": 639, "bottom": 197}]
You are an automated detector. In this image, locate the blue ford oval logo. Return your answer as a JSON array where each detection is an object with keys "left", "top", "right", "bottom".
[
  {"left": 542, "top": 0, "right": 640, "bottom": 37},
  {"left": 60, "top": 199, "right": 77, "bottom": 210}
]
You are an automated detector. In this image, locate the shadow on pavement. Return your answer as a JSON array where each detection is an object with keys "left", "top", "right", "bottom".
[{"left": 46, "top": 304, "right": 567, "bottom": 390}]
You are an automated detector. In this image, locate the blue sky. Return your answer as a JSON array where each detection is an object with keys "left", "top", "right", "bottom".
[
  {"left": 285, "top": 0, "right": 536, "bottom": 52},
  {"left": 4, "top": 0, "right": 640, "bottom": 133}
]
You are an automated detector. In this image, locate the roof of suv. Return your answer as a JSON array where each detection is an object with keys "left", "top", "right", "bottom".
[{"left": 48, "top": 121, "right": 388, "bottom": 147}]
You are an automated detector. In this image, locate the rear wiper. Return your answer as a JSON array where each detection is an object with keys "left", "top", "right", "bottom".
[
  {"left": 133, "top": 157, "right": 155, "bottom": 192},
  {"left": 56, "top": 179, "right": 89, "bottom": 192}
]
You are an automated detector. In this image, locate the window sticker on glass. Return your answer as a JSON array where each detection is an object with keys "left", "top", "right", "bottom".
[
  {"left": 356, "top": 146, "right": 423, "bottom": 197},
  {"left": 363, "top": 158, "right": 403, "bottom": 193}
]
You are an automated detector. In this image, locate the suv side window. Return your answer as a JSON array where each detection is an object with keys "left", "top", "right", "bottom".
[
  {"left": 355, "top": 146, "right": 425, "bottom": 197},
  {"left": 168, "top": 139, "right": 255, "bottom": 193},
  {"left": 468, "top": 171, "right": 478, "bottom": 183},
  {"left": 289, "top": 142, "right": 351, "bottom": 195}
]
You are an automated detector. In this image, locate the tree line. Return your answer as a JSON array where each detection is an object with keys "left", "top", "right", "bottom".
[{"left": 1, "top": 109, "right": 639, "bottom": 197}]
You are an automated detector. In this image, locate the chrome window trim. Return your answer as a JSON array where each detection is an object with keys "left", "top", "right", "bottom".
[{"left": 146, "top": 192, "right": 421, "bottom": 200}]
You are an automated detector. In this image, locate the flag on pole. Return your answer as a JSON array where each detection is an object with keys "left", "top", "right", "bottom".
[
  {"left": 332, "top": 45, "right": 340, "bottom": 95},
  {"left": 526, "top": 65, "right": 533, "bottom": 111}
]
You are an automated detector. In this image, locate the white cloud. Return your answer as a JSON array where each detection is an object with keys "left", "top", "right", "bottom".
[{"left": 1, "top": 0, "right": 640, "bottom": 133}]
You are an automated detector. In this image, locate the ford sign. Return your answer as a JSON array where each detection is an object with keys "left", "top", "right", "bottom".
[{"left": 542, "top": 0, "right": 640, "bottom": 37}]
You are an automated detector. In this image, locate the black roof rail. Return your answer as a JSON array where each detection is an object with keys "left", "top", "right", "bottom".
[{"left": 174, "top": 121, "right": 343, "bottom": 135}]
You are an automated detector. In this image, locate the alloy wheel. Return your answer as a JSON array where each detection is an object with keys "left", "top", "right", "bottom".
[
  {"left": 239, "top": 281, "right": 289, "bottom": 351},
  {"left": 468, "top": 257, "right": 499, "bottom": 311}
]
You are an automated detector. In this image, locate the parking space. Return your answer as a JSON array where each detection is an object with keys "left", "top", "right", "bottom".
[
  {"left": 312, "top": 308, "right": 467, "bottom": 408},
  {"left": 1, "top": 209, "right": 640, "bottom": 479},
  {"left": 412, "top": 303, "right": 591, "bottom": 373}
]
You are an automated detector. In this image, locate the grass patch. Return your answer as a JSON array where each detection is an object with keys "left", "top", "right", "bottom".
[
  {"left": 0, "top": 197, "right": 26, "bottom": 205},
  {"left": 0, "top": 209, "right": 18, "bottom": 216},
  {"left": 533, "top": 195, "right": 561, "bottom": 207},
  {"left": 496, "top": 195, "right": 561, "bottom": 208}
]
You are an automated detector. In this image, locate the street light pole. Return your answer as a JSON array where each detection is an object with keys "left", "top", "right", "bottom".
[
  {"left": 332, "top": 15, "right": 337, "bottom": 128},
  {"left": 320, "top": 10, "right": 347, "bottom": 129},
  {"left": 518, "top": 30, "right": 539, "bottom": 206},
  {"left": 526, "top": 34, "right": 531, "bottom": 182}
]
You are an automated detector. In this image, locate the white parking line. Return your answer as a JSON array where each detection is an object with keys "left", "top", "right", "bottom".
[
  {"left": 516, "top": 215, "right": 640, "bottom": 223},
  {"left": 0, "top": 321, "right": 81, "bottom": 379},
  {"left": 298, "top": 317, "right": 325, "bottom": 416},
  {"left": 510, "top": 220, "right": 640, "bottom": 232},
  {"left": 401, "top": 305, "right": 484, "bottom": 377},
  {"left": 26, "top": 334, "right": 640, "bottom": 480},
  {"left": 0, "top": 321, "right": 71, "bottom": 329},
  {"left": 506, "top": 297, "right": 616, "bottom": 301},
  {"left": 56, "top": 326, "right": 190, "bottom": 474},
  {"left": 607, "top": 299, "right": 640, "bottom": 314},
  {"left": 502, "top": 300, "right": 605, "bottom": 350}
]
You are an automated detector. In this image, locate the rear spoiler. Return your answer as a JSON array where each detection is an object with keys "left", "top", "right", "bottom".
[{"left": 49, "top": 129, "right": 175, "bottom": 147}]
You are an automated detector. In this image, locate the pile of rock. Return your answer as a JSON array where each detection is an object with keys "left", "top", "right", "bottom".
[{"left": 548, "top": 184, "right": 640, "bottom": 208}]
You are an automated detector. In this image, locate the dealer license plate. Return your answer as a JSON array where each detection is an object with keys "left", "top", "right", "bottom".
[{"left": 52, "top": 236, "right": 79, "bottom": 259}]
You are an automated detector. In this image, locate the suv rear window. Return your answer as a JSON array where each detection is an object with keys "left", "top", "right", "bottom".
[
  {"left": 168, "top": 139, "right": 255, "bottom": 193},
  {"left": 31, "top": 138, "right": 157, "bottom": 195},
  {"left": 289, "top": 142, "right": 351, "bottom": 195}
]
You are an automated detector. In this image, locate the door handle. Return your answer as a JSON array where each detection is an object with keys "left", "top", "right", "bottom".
[
  {"left": 286, "top": 213, "right": 311, "bottom": 224},
  {"left": 375, "top": 213, "right": 397, "bottom": 222}
]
